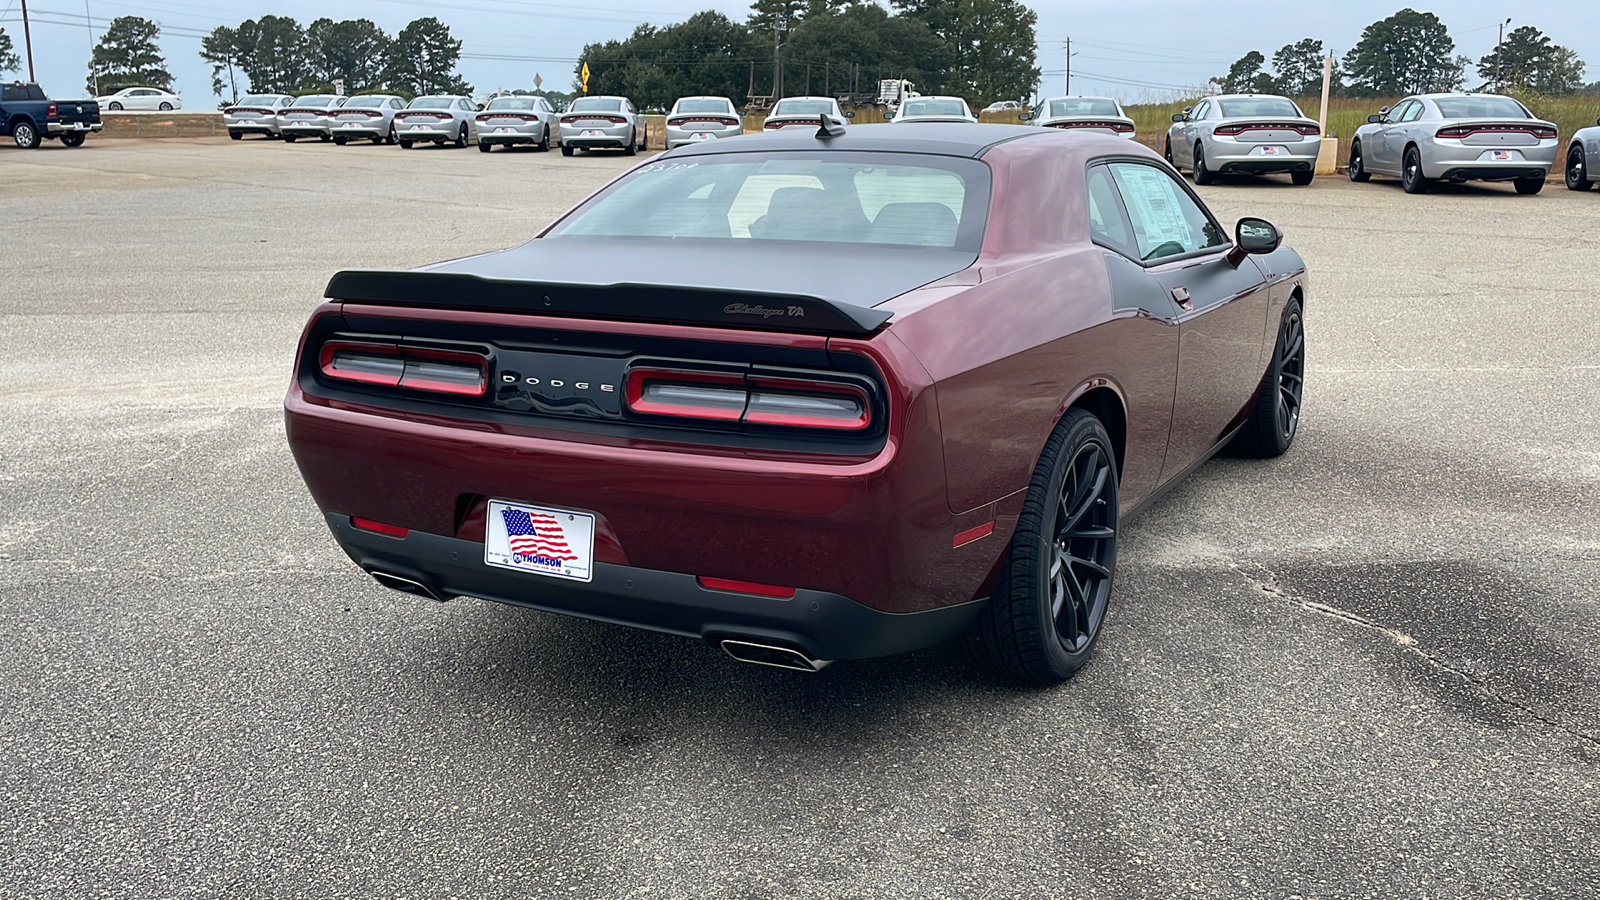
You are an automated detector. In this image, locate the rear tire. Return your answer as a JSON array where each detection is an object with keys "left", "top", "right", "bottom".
[
  {"left": 283, "top": 134, "right": 298, "bottom": 143},
  {"left": 333, "top": 135, "right": 348, "bottom": 145},
  {"left": 1192, "top": 143, "right": 1213, "bottom": 185},
  {"left": 61, "top": 132, "right": 87, "bottom": 147},
  {"left": 1514, "top": 176, "right": 1545, "bottom": 195},
  {"left": 478, "top": 140, "right": 492, "bottom": 152},
  {"left": 624, "top": 129, "right": 637, "bottom": 155},
  {"left": 561, "top": 144, "right": 574, "bottom": 157},
  {"left": 12, "top": 120, "right": 41, "bottom": 149},
  {"left": 158, "top": 102, "right": 173, "bottom": 111},
  {"left": 229, "top": 130, "right": 243, "bottom": 141},
  {"left": 538, "top": 127, "right": 550, "bottom": 151},
  {"left": 1567, "top": 145, "right": 1593, "bottom": 191},
  {"left": 1164, "top": 140, "right": 1174, "bottom": 165},
  {"left": 962, "top": 409, "right": 1120, "bottom": 684},
  {"left": 1231, "top": 298, "right": 1305, "bottom": 458},
  {"left": 1291, "top": 170, "right": 1314, "bottom": 186},
  {"left": 399, "top": 139, "right": 413, "bottom": 149},
  {"left": 1402, "top": 146, "right": 1429, "bottom": 194},
  {"left": 1348, "top": 140, "right": 1370, "bottom": 182},
  {"left": 386, "top": 124, "right": 397, "bottom": 145},
  {"left": 108, "top": 102, "right": 123, "bottom": 111},
  {"left": 320, "top": 133, "right": 331, "bottom": 142}
]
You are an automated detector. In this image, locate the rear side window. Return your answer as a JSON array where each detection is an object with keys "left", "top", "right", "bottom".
[
  {"left": 549, "top": 153, "right": 989, "bottom": 250},
  {"left": 2, "top": 85, "right": 26, "bottom": 102}
]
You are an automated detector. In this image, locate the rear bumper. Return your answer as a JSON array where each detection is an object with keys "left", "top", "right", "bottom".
[
  {"left": 327, "top": 513, "right": 982, "bottom": 660},
  {"left": 560, "top": 126, "right": 630, "bottom": 148},
  {"left": 46, "top": 121, "right": 102, "bottom": 133},
  {"left": 281, "top": 122, "right": 329, "bottom": 136},
  {"left": 665, "top": 125, "right": 741, "bottom": 148},
  {"left": 480, "top": 126, "right": 545, "bottom": 144},
  {"left": 329, "top": 122, "right": 385, "bottom": 138},
  {"left": 398, "top": 126, "right": 458, "bottom": 141},
  {"left": 1433, "top": 165, "right": 1550, "bottom": 182}
]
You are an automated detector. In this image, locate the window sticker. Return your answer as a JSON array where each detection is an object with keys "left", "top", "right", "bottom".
[{"left": 1118, "top": 166, "right": 1195, "bottom": 249}]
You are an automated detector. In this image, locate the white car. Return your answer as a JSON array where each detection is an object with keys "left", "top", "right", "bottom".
[
  {"left": 394, "top": 95, "right": 480, "bottom": 149},
  {"left": 96, "top": 87, "right": 181, "bottom": 111},
  {"left": 981, "top": 100, "right": 1023, "bottom": 115},
  {"left": 762, "top": 96, "right": 850, "bottom": 132},
  {"left": 664, "top": 96, "right": 743, "bottom": 149},
  {"left": 889, "top": 96, "right": 978, "bottom": 124},
  {"left": 1027, "top": 96, "right": 1137, "bottom": 139}
]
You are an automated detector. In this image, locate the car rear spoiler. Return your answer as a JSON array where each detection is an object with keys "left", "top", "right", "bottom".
[{"left": 324, "top": 270, "right": 893, "bottom": 337}]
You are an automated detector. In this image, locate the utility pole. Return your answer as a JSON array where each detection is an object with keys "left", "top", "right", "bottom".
[
  {"left": 772, "top": 24, "right": 783, "bottom": 100},
  {"left": 1064, "top": 37, "right": 1071, "bottom": 95},
  {"left": 20, "top": 0, "right": 36, "bottom": 82},
  {"left": 85, "top": 0, "right": 99, "bottom": 95},
  {"left": 1495, "top": 17, "right": 1512, "bottom": 91}
]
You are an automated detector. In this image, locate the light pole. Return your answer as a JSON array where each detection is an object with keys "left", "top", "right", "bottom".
[{"left": 1495, "top": 17, "right": 1511, "bottom": 91}]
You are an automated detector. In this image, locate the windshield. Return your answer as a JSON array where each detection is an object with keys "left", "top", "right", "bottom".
[
  {"left": 1434, "top": 96, "right": 1530, "bottom": 119},
  {"left": 570, "top": 97, "right": 622, "bottom": 112},
  {"left": 676, "top": 98, "right": 732, "bottom": 114},
  {"left": 342, "top": 96, "right": 389, "bottom": 108},
  {"left": 409, "top": 96, "right": 455, "bottom": 109},
  {"left": 773, "top": 99, "right": 833, "bottom": 116},
  {"left": 900, "top": 99, "right": 969, "bottom": 118},
  {"left": 1049, "top": 98, "right": 1119, "bottom": 117},
  {"left": 1218, "top": 97, "right": 1302, "bottom": 118},
  {"left": 487, "top": 97, "right": 538, "bottom": 111},
  {"left": 239, "top": 95, "right": 283, "bottom": 106},
  {"left": 549, "top": 153, "right": 988, "bottom": 250},
  {"left": 293, "top": 95, "right": 337, "bottom": 107}
]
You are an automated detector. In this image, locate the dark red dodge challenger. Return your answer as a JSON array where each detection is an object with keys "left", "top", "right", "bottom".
[{"left": 285, "top": 121, "right": 1307, "bottom": 683}]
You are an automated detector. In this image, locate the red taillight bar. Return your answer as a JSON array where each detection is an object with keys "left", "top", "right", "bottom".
[
  {"left": 743, "top": 375, "right": 870, "bottom": 431},
  {"left": 1214, "top": 122, "right": 1319, "bottom": 136},
  {"left": 319, "top": 340, "right": 487, "bottom": 397},
  {"left": 624, "top": 367, "right": 873, "bottom": 432},
  {"left": 1436, "top": 124, "right": 1556, "bottom": 139},
  {"left": 625, "top": 368, "right": 747, "bottom": 422}
]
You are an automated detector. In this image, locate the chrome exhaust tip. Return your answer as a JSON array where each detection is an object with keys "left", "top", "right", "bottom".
[
  {"left": 719, "top": 639, "right": 832, "bottom": 673},
  {"left": 368, "top": 570, "right": 448, "bottom": 603}
]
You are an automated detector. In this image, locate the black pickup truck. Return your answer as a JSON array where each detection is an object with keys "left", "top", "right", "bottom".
[{"left": 2, "top": 82, "right": 102, "bottom": 148}]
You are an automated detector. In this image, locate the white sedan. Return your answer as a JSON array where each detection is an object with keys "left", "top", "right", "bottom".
[{"left": 96, "top": 87, "right": 182, "bottom": 111}]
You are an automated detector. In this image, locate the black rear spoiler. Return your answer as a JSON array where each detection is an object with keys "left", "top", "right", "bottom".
[{"left": 324, "top": 270, "right": 893, "bottom": 337}]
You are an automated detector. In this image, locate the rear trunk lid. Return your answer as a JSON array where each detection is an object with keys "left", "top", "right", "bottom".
[{"left": 1443, "top": 121, "right": 1556, "bottom": 147}]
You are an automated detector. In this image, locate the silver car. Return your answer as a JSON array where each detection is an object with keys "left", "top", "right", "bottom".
[
  {"left": 1565, "top": 117, "right": 1600, "bottom": 192},
  {"left": 395, "top": 95, "right": 480, "bottom": 149},
  {"left": 1026, "top": 96, "right": 1135, "bottom": 139},
  {"left": 1349, "top": 92, "right": 1559, "bottom": 195},
  {"left": 476, "top": 95, "right": 558, "bottom": 152},
  {"left": 327, "top": 94, "right": 407, "bottom": 145},
  {"left": 1165, "top": 94, "right": 1321, "bottom": 186},
  {"left": 223, "top": 94, "right": 293, "bottom": 139},
  {"left": 889, "top": 96, "right": 977, "bottom": 124},
  {"left": 558, "top": 96, "right": 646, "bottom": 156},
  {"left": 762, "top": 96, "right": 850, "bottom": 132},
  {"left": 664, "top": 96, "right": 742, "bottom": 149},
  {"left": 279, "top": 95, "right": 347, "bottom": 143}
]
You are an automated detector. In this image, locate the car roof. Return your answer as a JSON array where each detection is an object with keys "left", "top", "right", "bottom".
[
  {"left": 665, "top": 122, "right": 1092, "bottom": 160},
  {"left": 1206, "top": 93, "right": 1295, "bottom": 103},
  {"left": 775, "top": 96, "right": 836, "bottom": 103}
]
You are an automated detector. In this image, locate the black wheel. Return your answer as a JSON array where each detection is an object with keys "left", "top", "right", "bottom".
[
  {"left": 1291, "top": 171, "right": 1314, "bottom": 186},
  {"left": 333, "top": 135, "right": 348, "bottom": 145},
  {"left": 1164, "top": 139, "right": 1174, "bottom": 165},
  {"left": 1348, "top": 140, "right": 1370, "bottom": 182},
  {"left": 283, "top": 134, "right": 298, "bottom": 143},
  {"left": 108, "top": 102, "right": 123, "bottom": 111},
  {"left": 1402, "top": 146, "right": 1429, "bottom": 194},
  {"left": 369, "top": 135, "right": 384, "bottom": 145},
  {"left": 1567, "top": 145, "right": 1593, "bottom": 191},
  {"left": 60, "top": 131, "right": 87, "bottom": 147},
  {"left": 624, "top": 129, "right": 638, "bottom": 155},
  {"left": 1192, "top": 142, "right": 1213, "bottom": 185},
  {"left": 158, "top": 102, "right": 172, "bottom": 111},
  {"left": 1232, "top": 299, "right": 1305, "bottom": 458},
  {"left": 454, "top": 125, "right": 468, "bottom": 148},
  {"left": 399, "top": 139, "right": 413, "bottom": 149},
  {"left": 538, "top": 127, "right": 550, "bottom": 151},
  {"left": 229, "top": 130, "right": 243, "bottom": 141},
  {"left": 12, "top": 120, "right": 40, "bottom": 149},
  {"left": 561, "top": 144, "right": 574, "bottom": 157},
  {"left": 478, "top": 140, "right": 492, "bottom": 153},
  {"left": 963, "top": 409, "right": 1120, "bottom": 684},
  {"left": 386, "top": 124, "right": 397, "bottom": 145},
  {"left": 319, "top": 133, "right": 331, "bottom": 142},
  {"left": 1513, "top": 176, "right": 1544, "bottom": 195}
]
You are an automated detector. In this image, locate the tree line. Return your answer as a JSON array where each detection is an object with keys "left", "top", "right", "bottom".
[
  {"left": 576, "top": 0, "right": 1041, "bottom": 110},
  {"left": 1214, "top": 9, "right": 1595, "bottom": 99}
]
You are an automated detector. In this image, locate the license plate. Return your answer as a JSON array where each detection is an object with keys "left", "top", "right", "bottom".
[
  {"left": 411, "top": 125, "right": 425, "bottom": 131},
  {"left": 497, "top": 127, "right": 512, "bottom": 133},
  {"left": 1260, "top": 146, "right": 1281, "bottom": 155},
  {"left": 691, "top": 132, "right": 713, "bottom": 141},
  {"left": 343, "top": 122, "right": 358, "bottom": 127},
  {"left": 1492, "top": 150, "right": 1512, "bottom": 161},
  {"left": 484, "top": 500, "right": 595, "bottom": 583},
  {"left": 583, "top": 129, "right": 602, "bottom": 137}
]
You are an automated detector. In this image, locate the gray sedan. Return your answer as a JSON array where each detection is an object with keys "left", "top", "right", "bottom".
[
  {"left": 762, "top": 96, "right": 850, "bottom": 132},
  {"left": 279, "top": 95, "right": 348, "bottom": 143},
  {"left": 394, "top": 96, "right": 479, "bottom": 149},
  {"left": 223, "top": 94, "right": 293, "bottom": 139},
  {"left": 327, "top": 94, "right": 407, "bottom": 145},
  {"left": 889, "top": 96, "right": 977, "bottom": 124},
  {"left": 476, "top": 95, "right": 558, "bottom": 152},
  {"left": 558, "top": 96, "right": 646, "bottom": 156},
  {"left": 1565, "top": 117, "right": 1600, "bottom": 192},
  {"left": 664, "top": 96, "right": 742, "bottom": 149},
  {"left": 1349, "top": 93, "right": 1558, "bottom": 195},
  {"left": 1165, "top": 94, "right": 1321, "bottom": 186},
  {"left": 1027, "top": 96, "right": 1135, "bottom": 139}
]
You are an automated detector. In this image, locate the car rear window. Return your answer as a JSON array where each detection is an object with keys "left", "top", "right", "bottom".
[
  {"left": 1049, "top": 98, "right": 1119, "bottom": 117},
  {"left": 570, "top": 98, "right": 622, "bottom": 112},
  {"left": 294, "top": 95, "right": 337, "bottom": 107},
  {"left": 1218, "top": 98, "right": 1302, "bottom": 118},
  {"left": 676, "top": 99, "right": 732, "bottom": 114},
  {"left": 409, "top": 96, "right": 455, "bottom": 109},
  {"left": 488, "top": 97, "right": 538, "bottom": 110},
  {"left": 343, "top": 96, "right": 389, "bottom": 108},
  {"left": 548, "top": 153, "right": 989, "bottom": 250},
  {"left": 1433, "top": 96, "right": 1530, "bottom": 119},
  {"left": 239, "top": 94, "right": 283, "bottom": 106},
  {"left": 900, "top": 99, "right": 969, "bottom": 117},
  {"left": 773, "top": 99, "right": 833, "bottom": 116}
]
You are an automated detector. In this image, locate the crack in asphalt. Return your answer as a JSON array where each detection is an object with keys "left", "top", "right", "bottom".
[{"left": 1230, "top": 563, "right": 1600, "bottom": 750}]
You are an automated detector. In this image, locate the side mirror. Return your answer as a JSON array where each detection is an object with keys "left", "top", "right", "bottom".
[
  {"left": 1379, "top": 106, "right": 1390, "bottom": 114},
  {"left": 844, "top": 111, "right": 855, "bottom": 119},
  {"left": 1227, "top": 217, "right": 1282, "bottom": 267},
  {"left": 1594, "top": 116, "right": 1600, "bottom": 126},
  {"left": 1171, "top": 113, "right": 1187, "bottom": 122},
  {"left": 1367, "top": 114, "right": 1384, "bottom": 123},
  {"left": 1018, "top": 112, "right": 1032, "bottom": 121}
]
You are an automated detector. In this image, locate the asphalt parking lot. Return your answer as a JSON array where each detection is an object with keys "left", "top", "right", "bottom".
[{"left": 3, "top": 136, "right": 1597, "bottom": 898}]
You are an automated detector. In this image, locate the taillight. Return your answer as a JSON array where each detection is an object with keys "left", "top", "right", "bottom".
[
  {"left": 624, "top": 367, "right": 873, "bottom": 432},
  {"left": 47, "top": 103, "right": 58, "bottom": 117},
  {"left": 1213, "top": 124, "right": 1244, "bottom": 135},
  {"left": 1214, "top": 122, "right": 1318, "bottom": 136},
  {"left": 1437, "top": 124, "right": 1555, "bottom": 139},
  {"left": 319, "top": 340, "right": 486, "bottom": 397},
  {"left": 351, "top": 517, "right": 408, "bottom": 538},
  {"left": 763, "top": 121, "right": 782, "bottom": 130},
  {"left": 1113, "top": 122, "right": 1134, "bottom": 133}
]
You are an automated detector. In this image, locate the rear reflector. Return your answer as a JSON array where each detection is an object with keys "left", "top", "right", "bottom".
[
  {"left": 351, "top": 517, "right": 409, "bottom": 538},
  {"left": 697, "top": 577, "right": 796, "bottom": 599},
  {"left": 952, "top": 521, "right": 995, "bottom": 548}
]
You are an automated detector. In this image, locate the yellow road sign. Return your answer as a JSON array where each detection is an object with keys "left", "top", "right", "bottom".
[{"left": 581, "top": 62, "right": 591, "bottom": 92}]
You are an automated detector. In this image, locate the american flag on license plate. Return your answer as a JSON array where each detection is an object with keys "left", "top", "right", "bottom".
[{"left": 502, "top": 509, "right": 578, "bottom": 561}]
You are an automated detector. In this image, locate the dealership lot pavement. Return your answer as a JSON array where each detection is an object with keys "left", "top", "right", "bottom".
[{"left": 2, "top": 137, "right": 1597, "bottom": 898}]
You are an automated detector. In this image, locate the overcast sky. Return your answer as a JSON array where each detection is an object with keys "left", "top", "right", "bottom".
[{"left": 3, "top": 0, "right": 1595, "bottom": 103}]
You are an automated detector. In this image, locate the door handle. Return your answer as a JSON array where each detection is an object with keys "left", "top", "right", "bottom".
[{"left": 1171, "top": 287, "right": 1193, "bottom": 309}]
